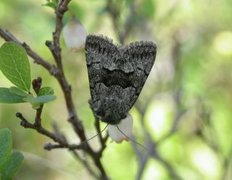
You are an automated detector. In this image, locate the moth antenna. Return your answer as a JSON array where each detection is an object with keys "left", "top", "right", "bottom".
[
  {"left": 85, "top": 124, "right": 108, "bottom": 143},
  {"left": 116, "top": 125, "right": 149, "bottom": 151}
]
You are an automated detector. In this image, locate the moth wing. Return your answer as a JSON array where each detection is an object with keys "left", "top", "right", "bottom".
[
  {"left": 85, "top": 35, "right": 116, "bottom": 86},
  {"left": 85, "top": 35, "right": 157, "bottom": 124},
  {"left": 125, "top": 41, "right": 157, "bottom": 105}
]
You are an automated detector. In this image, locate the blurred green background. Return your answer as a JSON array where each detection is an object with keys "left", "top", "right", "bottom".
[{"left": 0, "top": 0, "right": 232, "bottom": 179}]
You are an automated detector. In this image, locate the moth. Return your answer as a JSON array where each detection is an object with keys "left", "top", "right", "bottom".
[{"left": 85, "top": 35, "right": 157, "bottom": 125}]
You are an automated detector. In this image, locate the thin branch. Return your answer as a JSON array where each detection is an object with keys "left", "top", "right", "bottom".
[
  {"left": 89, "top": 100, "right": 109, "bottom": 157},
  {"left": 156, "top": 109, "right": 186, "bottom": 146},
  {"left": 83, "top": 112, "right": 109, "bottom": 178},
  {"left": 44, "top": 0, "right": 88, "bottom": 142},
  {"left": 71, "top": 151, "right": 99, "bottom": 179},
  {"left": 52, "top": 122, "right": 67, "bottom": 143},
  {"left": 0, "top": 25, "right": 86, "bottom": 143},
  {"left": 151, "top": 152, "right": 183, "bottom": 180},
  {"left": 135, "top": 132, "right": 156, "bottom": 180},
  {"left": 45, "top": 0, "right": 110, "bottom": 178},
  {"left": 94, "top": 117, "right": 104, "bottom": 145},
  {"left": 94, "top": 119, "right": 109, "bottom": 157},
  {"left": 15, "top": 111, "right": 102, "bottom": 178},
  {"left": 16, "top": 112, "right": 67, "bottom": 146},
  {"left": 135, "top": 153, "right": 149, "bottom": 180},
  {"left": 0, "top": 1, "right": 110, "bottom": 179},
  {"left": 44, "top": 143, "right": 81, "bottom": 151},
  {"left": 0, "top": 28, "right": 54, "bottom": 72}
]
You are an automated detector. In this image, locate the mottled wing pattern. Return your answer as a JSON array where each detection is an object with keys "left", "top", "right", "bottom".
[{"left": 85, "top": 35, "right": 156, "bottom": 124}]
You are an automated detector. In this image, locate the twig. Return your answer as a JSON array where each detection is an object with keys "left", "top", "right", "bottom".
[
  {"left": 0, "top": 28, "right": 54, "bottom": 73},
  {"left": 156, "top": 109, "right": 186, "bottom": 146},
  {"left": 135, "top": 153, "right": 149, "bottom": 180},
  {"left": 44, "top": 143, "right": 81, "bottom": 151},
  {"left": 44, "top": 0, "right": 88, "bottom": 143},
  {"left": 44, "top": 2, "right": 109, "bottom": 178},
  {"left": 134, "top": 132, "right": 154, "bottom": 180},
  {"left": 95, "top": 120, "right": 109, "bottom": 157},
  {"left": 32, "top": 77, "right": 43, "bottom": 126},
  {"left": 151, "top": 152, "right": 183, "bottom": 180},
  {"left": 71, "top": 151, "right": 99, "bottom": 179},
  {"left": 105, "top": 1, "right": 159, "bottom": 179},
  {"left": 16, "top": 112, "right": 67, "bottom": 146},
  {"left": 89, "top": 100, "right": 109, "bottom": 157},
  {"left": 52, "top": 122, "right": 67, "bottom": 143},
  {"left": 0, "top": 1, "right": 110, "bottom": 178},
  {"left": 15, "top": 111, "right": 102, "bottom": 178}
]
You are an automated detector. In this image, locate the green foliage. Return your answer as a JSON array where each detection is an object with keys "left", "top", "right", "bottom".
[
  {"left": 0, "top": 129, "right": 24, "bottom": 180},
  {"left": 0, "top": 42, "right": 31, "bottom": 92},
  {"left": 38, "top": 87, "right": 54, "bottom": 96},
  {"left": 0, "top": 129, "right": 12, "bottom": 169},
  {"left": 42, "top": 0, "right": 58, "bottom": 10},
  {"left": 26, "top": 87, "right": 55, "bottom": 108},
  {"left": 9, "top": 87, "right": 29, "bottom": 97},
  {"left": 24, "top": 95, "right": 56, "bottom": 103},
  {"left": 0, "top": 42, "right": 56, "bottom": 106},
  {"left": 0, "top": 88, "right": 26, "bottom": 103}
]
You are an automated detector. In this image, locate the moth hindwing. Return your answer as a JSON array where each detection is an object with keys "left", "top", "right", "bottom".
[{"left": 85, "top": 35, "right": 157, "bottom": 124}]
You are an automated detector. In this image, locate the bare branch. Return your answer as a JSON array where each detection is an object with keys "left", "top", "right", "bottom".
[
  {"left": 44, "top": 143, "right": 82, "bottom": 151},
  {"left": 16, "top": 112, "right": 67, "bottom": 145}
]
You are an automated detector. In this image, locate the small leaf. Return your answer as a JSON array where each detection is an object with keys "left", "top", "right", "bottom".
[
  {"left": 38, "top": 87, "right": 54, "bottom": 96},
  {"left": 1, "top": 151, "right": 24, "bottom": 180},
  {"left": 42, "top": 2, "right": 56, "bottom": 9},
  {"left": 24, "top": 95, "right": 56, "bottom": 109},
  {"left": 42, "top": 0, "right": 58, "bottom": 9},
  {"left": 0, "top": 129, "right": 12, "bottom": 171},
  {"left": 24, "top": 95, "right": 56, "bottom": 104},
  {"left": 0, "top": 88, "right": 26, "bottom": 103},
  {"left": 0, "top": 42, "right": 31, "bottom": 92},
  {"left": 9, "top": 87, "right": 29, "bottom": 97}
]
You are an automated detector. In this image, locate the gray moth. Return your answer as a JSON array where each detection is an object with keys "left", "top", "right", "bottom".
[{"left": 85, "top": 35, "right": 157, "bottom": 125}]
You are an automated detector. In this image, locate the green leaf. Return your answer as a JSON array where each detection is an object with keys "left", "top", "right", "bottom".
[
  {"left": 24, "top": 95, "right": 56, "bottom": 104},
  {"left": 38, "top": 87, "right": 54, "bottom": 96},
  {"left": 24, "top": 95, "right": 56, "bottom": 109},
  {"left": 9, "top": 87, "right": 29, "bottom": 97},
  {"left": 0, "top": 88, "right": 26, "bottom": 103},
  {"left": 0, "top": 129, "right": 24, "bottom": 179},
  {"left": 0, "top": 129, "right": 12, "bottom": 171},
  {"left": 1, "top": 151, "right": 24, "bottom": 180},
  {"left": 42, "top": 0, "right": 58, "bottom": 9},
  {"left": 0, "top": 42, "right": 31, "bottom": 92},
  {"left": 42, "top": 2, "right": 56, "bottom": 9}
]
